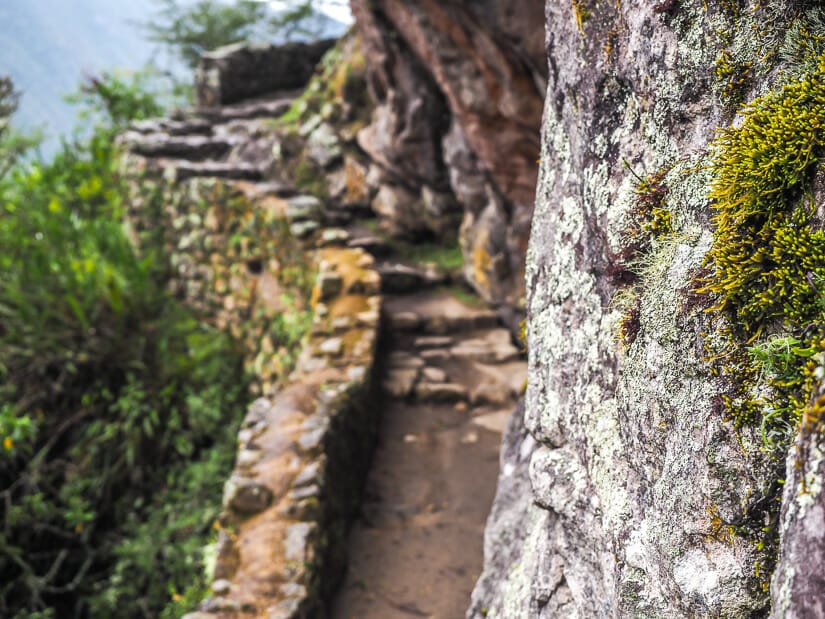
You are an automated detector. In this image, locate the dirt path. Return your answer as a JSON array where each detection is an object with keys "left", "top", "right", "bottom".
[{"left": 331, "top": 290, "right": 526, "bottom": 619}]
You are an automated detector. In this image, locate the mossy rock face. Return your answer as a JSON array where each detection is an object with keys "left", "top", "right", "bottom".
[
  {"left": 700, "top": 55, "right": 825, "bottom": 443},
  {"left": 472, "top": 2, "right": 825, "bottom": 618}
]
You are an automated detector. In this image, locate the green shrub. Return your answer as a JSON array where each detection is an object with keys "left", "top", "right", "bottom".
[{"left": 0, "top": 75, "right": 252, "bottom": 618}]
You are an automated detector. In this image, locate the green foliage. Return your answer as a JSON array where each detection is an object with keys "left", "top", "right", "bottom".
[
  {"left": 612, "top": 166, "right": 675, "bottom": 347},
  {"left": 66, "top": 70, "right": 165, "bottom": 131},
  {"left": 273, "top": 36, "right": 369, "bottom": 131},
  {"left": 398, "top": 242, "right": 465, "bottom": 273},
  {"left": 143, "top": 0, "right": 269, "bottom": 68},
  {"left": 0, "top": 76, "right": 41, "bottom": 181},
  {"left": 0, "top": 76, "right": 250, "bottom": 618},
  {"left": 442, "top": 284, "right": 485, "bottom": 309}
]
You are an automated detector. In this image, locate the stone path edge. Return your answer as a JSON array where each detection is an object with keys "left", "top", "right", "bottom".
[{"left": 184, "top": 247, "right": 383, "bottom": 619}]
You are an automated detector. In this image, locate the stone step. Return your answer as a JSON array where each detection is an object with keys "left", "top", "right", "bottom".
[
  {"left": 377, "top": 263, "right": 447, "bottom": 294},
  {"left": 235, "top": 180, "right": 297, "bottom": 200},
  {"left": 195, "top": 94, "right": 297, "bottom": 123},
  {"left": 129, "top": 117, "right": 213, "bottom": 136},
  {"left": 122, "top": 132, "right": 238, "bottom": 161},
  {"left": 159, "top": 160, "right": 266, "bottom": 181}
]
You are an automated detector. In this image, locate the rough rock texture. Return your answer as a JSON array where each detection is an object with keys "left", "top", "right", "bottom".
[
  {"left": 471, "top": 2, "right": 825, "bottom": 617},
  {"left": 770, "top": 380, "right": 825, "bottom": 618},
  {"left": 196, "top": 39, "right": 336, "bottom": 106},
  {"left": 350, "top": 0, "right": 546, "bottom": 309},
  {"left": 467, "top": 403, "right": 543, "bottom": 618}
]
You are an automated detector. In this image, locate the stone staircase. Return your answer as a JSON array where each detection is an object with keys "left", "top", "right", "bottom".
[{"left": 120, "top": 92, "right": 297, "bottom": 182}]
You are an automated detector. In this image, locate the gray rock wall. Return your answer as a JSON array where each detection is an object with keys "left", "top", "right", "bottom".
[{"left": 472, "top": 1, "right": 825, "bottom": 616}]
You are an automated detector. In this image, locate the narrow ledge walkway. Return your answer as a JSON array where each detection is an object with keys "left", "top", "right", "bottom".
[
  {"left": 120, "top": 72, "right": 529, "bottom": 618},
  {"left": 332, "top": 290, "right": 527, "bottom": 619}
]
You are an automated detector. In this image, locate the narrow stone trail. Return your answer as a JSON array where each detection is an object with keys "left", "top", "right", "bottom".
[
  {"left": 332, "top": 290, "right": 526, "bottom": 619},
  {"left": 120, "top": 81, "right": 529, "bottom": 617}
]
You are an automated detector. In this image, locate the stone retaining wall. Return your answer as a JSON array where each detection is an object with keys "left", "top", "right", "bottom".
[
  {"left": 185, "top": 247, "right": 383, "bottom": 618},
  {"left": 122, "top": 171, "right": 314, "bottom": 397},
  {"left": 196, "top": 39, "right": 337, "bottom": 107}
]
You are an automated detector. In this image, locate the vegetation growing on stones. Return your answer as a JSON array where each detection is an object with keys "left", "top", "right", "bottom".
[
  {"left": 272, "top": 36, "right": 369, "bottom": 199},
  {"left": 699, "top": 53, "right": 825, "bottom": 448},
  {"left": 714, "top": 48, "right": 752, "bottom": 107},
  {"left": 571, "top": 0, "right": 591, "bottom": 34},
  {"left": 613, "top": 167, "right": 675, "bottom": 346}
]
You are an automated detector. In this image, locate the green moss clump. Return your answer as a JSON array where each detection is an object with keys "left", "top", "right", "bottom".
[
  {"left": 715, "top": 48, "right": 753, "bottom": 107},
  {"left": 272, "top": 34, "right": 369, "bottom": 131},
  {"left": 701, "top": 58, "right": 825, "bottom": 334},
  {"left": 700, "top": 53, "right": 825, "bottom": 437}
]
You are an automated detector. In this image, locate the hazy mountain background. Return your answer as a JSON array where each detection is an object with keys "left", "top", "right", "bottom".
[{"left": 0, "top": 0, "right": 347, "bottom": 155}]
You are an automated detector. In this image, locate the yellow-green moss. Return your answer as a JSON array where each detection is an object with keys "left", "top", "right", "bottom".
[
  {"left": 571, "top": 0, "right": 591, "bottom": 34},
  {"left": 271, "top": 34, "right": 368, "bottom": 131},
  {"left": 714, "top": 48, "right": 752, "bottom": 106},
  {"left": 700, "top": 53, "right": 825, "bottom": 437}
]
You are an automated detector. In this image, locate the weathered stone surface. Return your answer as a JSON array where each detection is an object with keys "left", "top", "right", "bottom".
[
  {"left": 421, "top": 367, "right": 447, "bottom": 384},
  {"left": 317, "top": 271, "right": 343, "bottom": 301},
  {"left": 236, "top": 449, "right": 262, "bottom": 470},
  {"left": 285, "top": 522, "right": 315, "bottom": 564},
  {"left": 319, "top": 228, "right": 350, "bottom": 247},
  {"left": 196, "top": 95, "right": 295, "bottom": 122},
  {"left": 386, "top": 311, "right": 420, "bottom": 331},
  {"left": 120, "top": 132, "right": 235, "bottom": 160},
  {"left": 213, "top": 530, "right": 240, "bottom": 580},
  {"left": 389, "top": 351, "right": 425, "bottom": 369},
  {"left": 383, "top": 368, "right": 420, "bottom": 399},
  {"left": 450, "top": 332, "right": 519, "bottom": 365},
  {"left": 420, "top": 349, "right": 450, "bottom": 363},
  {"left": 469, "top": 382, "right": 510, "bottom": 407},
  {"left": 212, "top": 579, "right": 232, "bottom": 596},
  {"left": 319, "top": 337, "right": 344, "bottom": 357},
  {"left": 770, "top": 379, "right": 825, "bottom": 618},
  {"left": 306, "top": 122, "right": 343, "bottom": 169},
  {"left": 196, "top": 39, "right": 337, "bottom": 106},
  {"left": 352, "top": 0, "right": 545, "bottom": 306},
  {"left": 347, "top": 270, "right": 381, "bottom": 296},
  {"left": 414, "top": 336, "right": 453, "bottom": 349},
  {"left": 414, "top": 382, "right": 467, "bottom": 403},
  {"left": 471, "top": 2, "right": 805, "bottom": 617},
  {"left": 471, "top": 410, "right": 511, "bottom": 435},
  {"left": 377, "top": 263, "right": 436, "bottom": 293},
  {"left": 347, "top": 234, "right": 391, "bottom": 256},
  {"left": 286, "top": 195, "right": 323, "bottom": 222},
  {"left": 162, "top": 160, "right": 265, "bottom": 181},
  {"left": 371, "top": 184, "right": 427, "bottom": 238}
]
